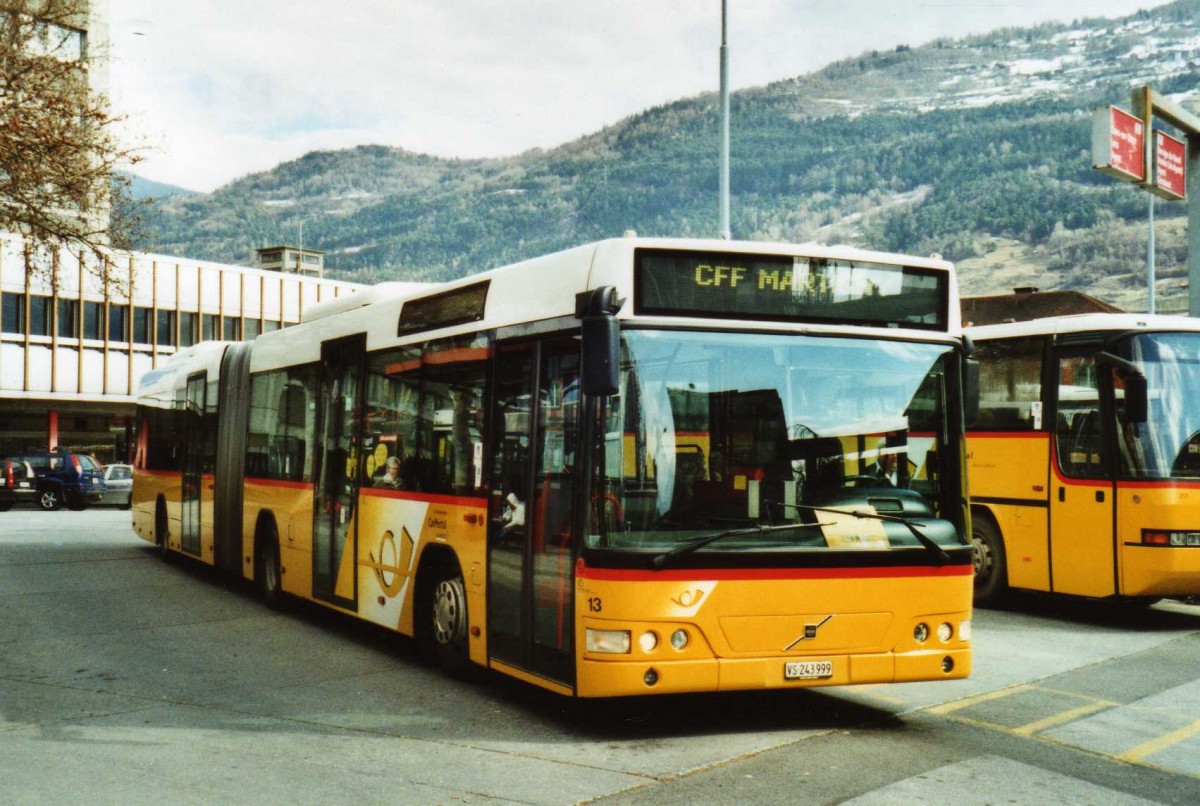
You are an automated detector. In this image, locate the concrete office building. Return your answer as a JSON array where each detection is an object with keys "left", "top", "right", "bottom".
[
  {"left": 0, "top": 236, "right": 361, "bottom": 461},
  {"left": 1, "top": 1, "right": 367, "bottom": 462}
]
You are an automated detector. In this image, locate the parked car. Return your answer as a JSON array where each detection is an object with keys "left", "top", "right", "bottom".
[
  {"left": 100, "top": 463, "right": 133, "bottom": 509},
  {"left": 2, "top": 452, "right": 106, "bottom": 511},
  {"left": 0, "top": 458, "right": 37, "bottom": 511}
]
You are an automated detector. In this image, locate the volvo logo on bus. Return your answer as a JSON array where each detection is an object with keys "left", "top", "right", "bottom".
[{"left": 785, "top": 615, "right": 833, "bottom": 651}]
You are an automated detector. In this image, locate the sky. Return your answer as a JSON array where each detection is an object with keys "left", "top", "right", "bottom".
[{"left": 106, "top": 0, "right": 1175, "bottom": 193}]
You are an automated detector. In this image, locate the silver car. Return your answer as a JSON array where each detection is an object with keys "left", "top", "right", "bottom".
[{"left": 100, "top": 463, "right": 133, "bottom": 509}]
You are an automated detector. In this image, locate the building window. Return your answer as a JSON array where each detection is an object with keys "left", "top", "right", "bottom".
[
  {"left": 30, "top": 21, "right": 84, "bottom": 61},
  {"left": 263, "top": 320, "right": 280, "bottom": 333},
  {"left": 179, "top": 312, "right": 197, "bottom": 347},
  {"left": 201, "top": 314, "right": 217, "bottom": 342},
  {"left": 29, "top": 296, "right": 51, "bottom": 336},
  {"left": 109, "top": 305, "right": 129, "bottom": 342},
  {"left": 57, "top": 299, "right": 79, "bottom": 338},
  {"left": 156, "top": 310, "right": 176, "bottom": 347},
  {"left": 303, "top": 254, "right": 320, "bottom": 265},
  {"left": 133, "top": 306, "right": 152, "bottom": 345},
  {"left": 244, "top": 319, "right": 261, "bottom": 340},
  {"left": 223, "top": 316, "right": 241, "bottom": 341},
  {"left": 83, "top": 301, "right": 102, "bottom": 340},
  {"left": 2, "top": 292, "right": 25, "bottom": 334}
]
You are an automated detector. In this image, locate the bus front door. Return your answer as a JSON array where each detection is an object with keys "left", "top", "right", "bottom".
[
  {"left": 1050, "top": 353, "right": 1117, "bottom": 597},
  {"left": 312, "top": 336, "right": 365, "bottom": 608},
  {"left": 180, "top": 372, "right": 206, "bottom": 556},
  {"left": 488, "top": 339, "right": 579, "bottom": 686}
]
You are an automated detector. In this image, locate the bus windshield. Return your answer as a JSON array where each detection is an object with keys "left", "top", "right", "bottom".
[
  {"left": 1119, "top": 332, "right": 1200, "bottom": 479},
  {"left": 588, "top": 329, "right": 962, "bottom": 555}
]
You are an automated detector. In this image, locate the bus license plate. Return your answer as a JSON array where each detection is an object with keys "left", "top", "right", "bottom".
[{"left": 785, "top": 660, "right": 833, "bottom": 680}]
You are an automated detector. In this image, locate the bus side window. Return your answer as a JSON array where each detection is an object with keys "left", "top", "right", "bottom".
[{"left": 974, "top": 337, "right": 1043, "bottom": 430}]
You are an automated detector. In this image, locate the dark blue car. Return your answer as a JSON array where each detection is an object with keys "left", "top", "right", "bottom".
[{"left": 2, "top": 452, "right": 106, "bottom": 511}]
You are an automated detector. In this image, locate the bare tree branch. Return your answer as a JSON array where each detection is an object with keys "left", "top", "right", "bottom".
[{"left": 1, "top": 0, "right": 143, "bottom": 285}]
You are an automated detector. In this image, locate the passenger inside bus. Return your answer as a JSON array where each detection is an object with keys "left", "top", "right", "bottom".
[{"left": 373, "top": 456, "right": 403, "bottom": 489}]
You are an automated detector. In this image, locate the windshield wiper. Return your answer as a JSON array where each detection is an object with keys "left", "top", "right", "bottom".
[
  {"left": 652, "top": 522, "right": 826, "bottom": 569},
  {"left": 769, "top": 501, "right": 951, "bottom": 564}
]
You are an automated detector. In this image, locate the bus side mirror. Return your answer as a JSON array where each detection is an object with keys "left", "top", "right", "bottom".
[
  {"left": 578, "top": 287, "right": 624, "bottom": 397},
  {"left": 1123, "top": 374, "right": 1148, "bottom": 424},
  {"left": 964, "top": 359, "right": 981, "bottom": 426}
]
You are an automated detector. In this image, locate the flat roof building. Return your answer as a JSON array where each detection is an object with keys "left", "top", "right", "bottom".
[{"left": 0, "top": 234, "right": 363, "bottom": 461}]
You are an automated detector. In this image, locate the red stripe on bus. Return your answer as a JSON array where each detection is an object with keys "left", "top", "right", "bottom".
[
  {"left": 359, "top": 487, "right": 485, "bottom": 508},
  {"left": 966, "top": 431, "right": 1050, "bottom": 440},
  {"left": 136, "top": 468, "right": 182, "bottom": 478},
  {"left": 577, "top": 564, "right": 972, "bottom": 582},
  {"left": 245, "top": 477, "right": 312, "bottom": 490}
]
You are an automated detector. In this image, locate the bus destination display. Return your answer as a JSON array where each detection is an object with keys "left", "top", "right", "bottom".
[{"left": 635, "top": 249, "right": 946, "bottom": 329}]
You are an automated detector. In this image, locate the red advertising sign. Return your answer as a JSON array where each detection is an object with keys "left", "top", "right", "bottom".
[
  {"left": 1092, "top": 106, "right": 1145, "bottom": 182},
  {"left": 1151, "top": 130, "right": 1186, "bottom": 200}
]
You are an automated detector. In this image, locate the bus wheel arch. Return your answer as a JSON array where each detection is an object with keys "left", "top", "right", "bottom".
[
  {"left": 971, "top": 507, "right": 1008, "bottom": 606},
  {"left": 415, "top": 546, "right": 472, "bottom": 677},
  {"left": 254, "top": 512, "right": 283, "bottom": 607}
]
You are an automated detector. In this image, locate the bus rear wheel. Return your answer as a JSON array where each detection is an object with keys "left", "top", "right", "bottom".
[
  {"left": 156, "top": 498, "right": 171, "bottom": 560},
  {"left": 972, "top": 516, "right": 1008, "bottom": 606},
  {"left": 256, "top": 524, "right": 283, "bottom": 608}
]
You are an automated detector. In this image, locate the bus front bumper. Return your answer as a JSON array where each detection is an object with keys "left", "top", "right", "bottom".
[{"left": 576, "top": 648, "right": 971, "bottom": 698}]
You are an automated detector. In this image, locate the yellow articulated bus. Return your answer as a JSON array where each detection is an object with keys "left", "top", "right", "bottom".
[
  {"left": 967, "top": 313, "right": 1200, "bottom": 605},
  {"left": 133, "top": 236, "right": 974, "bottom": 698}
]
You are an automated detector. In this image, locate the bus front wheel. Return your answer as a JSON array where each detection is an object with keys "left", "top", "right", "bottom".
[{"left": 972, "top": 515, "right": 1008, "bottom": 606}]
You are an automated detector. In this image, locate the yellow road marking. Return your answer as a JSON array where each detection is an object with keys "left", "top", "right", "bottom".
[
  {"left": 1013, "top": 699, "right": 1115, "bottom": 736},
  {"left": 1117, "top": 719, "right": 1200, "bottom": 763},
  {"left": 925, "top": 683, "right": 1033, "bottom": 716}
]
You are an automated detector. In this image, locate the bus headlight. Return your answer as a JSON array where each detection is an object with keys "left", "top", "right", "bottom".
[
  {"left": 913, "top": 623, "right": 930, "bottom": 643},
  {"left": 1143, "top": 530, "right": 1200, "bottom": 546},
  {"left": 586, "top": 628, "right": 631, "bottom": 654},
  {"left": 937, "top": 622, "right": 954, "bottom": 642},
  {"left": 638, "top": 631, "right": 659, "bottom": 653},
  {"left": 959, "top": 620, "right": 971, "bottom": 641},
  {"left": 670, "top": 629, "right": 690, "bottom": 650}
]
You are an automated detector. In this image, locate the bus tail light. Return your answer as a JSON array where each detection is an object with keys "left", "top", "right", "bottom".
[
  {"left": 1142, "top": 530, "right": 1200, "bottom": 547},
  {"left": 586, "top": 628, "right": 631, "bottom": 654}
]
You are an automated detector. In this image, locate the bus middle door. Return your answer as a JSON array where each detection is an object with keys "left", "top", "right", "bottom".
[{"left": 312, "top": 336, "right": 365, "bottom": 608}]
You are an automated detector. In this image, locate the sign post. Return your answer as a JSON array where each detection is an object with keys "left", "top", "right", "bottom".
[
  {"left": 1092, "top": 106, "right": 1145, "bottom": 182},
  {"left": 1093, "top": 87, "right": 1197, "bottom": 315}
]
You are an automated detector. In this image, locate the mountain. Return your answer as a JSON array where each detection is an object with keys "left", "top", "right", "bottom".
[
  {"left": 126, "top": 173, "right": 199, "bottom": 200},
  {"left": 133, "top": 0, "right": 1200, "bottom": 311}
]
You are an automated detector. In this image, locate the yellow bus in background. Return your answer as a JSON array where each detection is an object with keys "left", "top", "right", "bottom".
[
  {"left": 967, "top": 313, "right": 1200, "bottom": 605},
  {"left": 133, "top": 236, "right": 974, "bottom": 698}
]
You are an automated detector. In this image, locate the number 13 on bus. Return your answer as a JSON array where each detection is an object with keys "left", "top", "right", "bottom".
[{"left": 132, "top": 236, "right": 974, "bottom": 698}]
